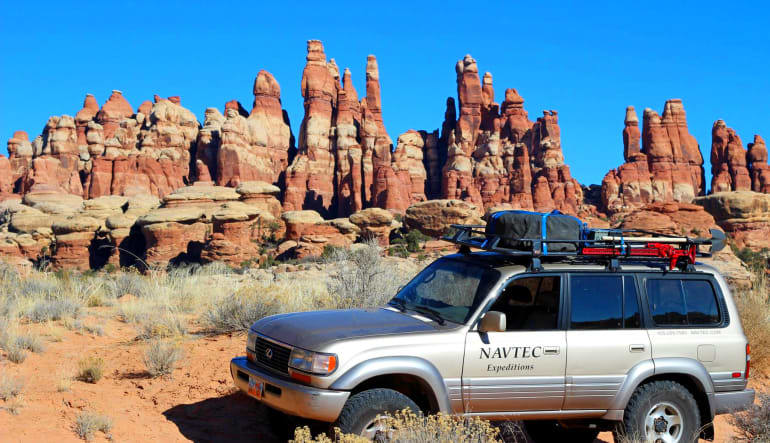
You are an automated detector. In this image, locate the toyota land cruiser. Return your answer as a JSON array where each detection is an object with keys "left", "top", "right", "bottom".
[{"left": 230, "top": 223, "right": 755, "bottom": 442}]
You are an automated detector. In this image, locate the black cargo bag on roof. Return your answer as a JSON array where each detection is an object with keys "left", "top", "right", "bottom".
[{"left": 484, "top": 210, "right": 584, "bottom": 254}]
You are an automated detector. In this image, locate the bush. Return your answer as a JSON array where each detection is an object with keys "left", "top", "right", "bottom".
[
  {"left": 144, "top": 340, "right": 184, "bottom": 377},
  {"left": 74, "top": 411, "right": 112, "bottom": 440},
  {"left": 77, "top": 356, "right": 105, "bottom": 383},
  {"left": 325, "top": 241, "right": 411, "bottom": 309},
  {"left": 735, "top": 273, "right": 770, "bottom": 375},
  {"left": 6, "top": 346, "right": 27, "bottom": 364},
  {"left": 203, "top": 292, "right": 277, "bottom": 333},
  {"left": 735, "top": 246, "right": 769, "bottom": 273},
  {"left": 27, "top": 298, "right": 81, "bottom": 322},
  {"left": 0, "top": 375, "right": 24, "bottom": 401},
  {"left": 136, "top": 311, "right": 187, "bottom": 339},
  {"left": 104, "top": 271, "right": 148, "bottom": 298},
  {"left": 15, "top": 333, "right": 45, "bottom": 353},
  {"left": 729, "top": 392, "right": 770, "bottom": 442},
  {"left": 291, "top": 410, "right": 500, "bottom": 442}
]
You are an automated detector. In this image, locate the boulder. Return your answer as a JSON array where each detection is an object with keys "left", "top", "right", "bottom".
[
  {"left": 405, "top": 199, "right": 483, "bottom": 237},
  {"left": 281, "top": 210, "right": 325, "bottom": 241},
  {"left": 694, "top": 191, "right": 770, "bottom": 251},
  {"left": 235, "top": 181, "right": 282, "bottom": 218},
  {"left": 349, "top": 207, "right": 394, "bottom": 246},
  {"left": 50, "top": 216, "right": 101, "bottom": 270},
  {"left": 201, "top": 202, "right": 272, "bottom": 265}
]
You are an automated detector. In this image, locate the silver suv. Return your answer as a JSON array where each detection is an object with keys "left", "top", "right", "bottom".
[{"left": 230, "top": 252, "right": 754, "bottom": 442}]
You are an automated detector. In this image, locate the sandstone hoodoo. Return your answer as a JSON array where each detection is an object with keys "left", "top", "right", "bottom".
[
  {"left": 710, "top": 120, "right": 770, "bottom": 194},
  {"left": 439, "top": 55, "right": 583, "bottom": 215},
  {"left": 3, "top": 40, "right": 770, "bottom": 272},
  {"left": 601, "top": 100, "right": 705, "bottom": 214}
]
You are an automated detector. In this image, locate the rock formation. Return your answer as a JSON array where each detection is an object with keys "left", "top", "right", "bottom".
[
  {"left": 695, "top": 191, "right": 770, "bottom": 251},
  {"left": 438, "top": 55, "right": 583, "bottom": 216},
  {"left": 283, "top": 40, "right": 338, "bottom": 215},
  {"left": 710, "top": 121, "right": 769, "bottom": 195},
  {"left": 601, "top": 100, "right": 704, "bottom": 214},
  {"left": 404, "top": 199, "right": 483, "bottom": 237}
]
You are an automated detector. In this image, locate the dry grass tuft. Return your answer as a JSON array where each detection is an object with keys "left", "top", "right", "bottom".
[
  {"left": 74, "top": 411, "right": 112, "bottom": 440},
  {"left": 6, "top": 346, "right": 27, "bottom": 364},
  {"left": 729, "top": 392, "right": 770, "bottom": 442},
  {"left": 144, "top": 339, "right": 184, "bottom": 377},
  {"left": 202, "top": 291, "right": 278, "bottom": 333},
  {"left": 734, "top": 272, "right": 770, "bottom": 375},
  {"left": 77, "top": 356, "right": 105, "bottom": 383},
  {"left": 0, "top": 375, "right": 24, "bottom": 401},
  {"left": 291, "top": 410, "right": 500, "bottom": 442},
  {"left": 14, "top": 332, "right": 45, "bottom": 353}
]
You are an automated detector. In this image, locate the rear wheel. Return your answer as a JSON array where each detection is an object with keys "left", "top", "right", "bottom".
[
  {"left": 618, "top": 380, "right": 700, "bottom": 443},
  {"left": 334, "top": 388, "right": 420, "bottom": 439},
  {"left": 525, "top": 420, "right": 599, "bottom": 443}
]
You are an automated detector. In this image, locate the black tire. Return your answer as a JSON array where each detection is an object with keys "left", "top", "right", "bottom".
[
  {"left": 618, "top": 380, "right": 700, "bottom": 442},
  {"left": 334, "top": 388, "right": 421, "bottom": 437},
  {"left": 525, "top": 420, "right": 599, "bottom": 443}
]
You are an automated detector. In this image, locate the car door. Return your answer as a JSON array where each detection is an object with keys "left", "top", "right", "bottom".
[
  {"left": 462, "top": 274, "right": 567, "bottom": 413},
  {"left": 564, "top": 273, "right": 651, "bottom": 410}
]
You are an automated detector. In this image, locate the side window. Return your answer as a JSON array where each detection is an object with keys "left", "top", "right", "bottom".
[
  {"left": 682, "top": 280, "right": 720, "bottom": 325},
  {"left": 646, "top": 279, "right": 721, "bottom": 326},
  {"left": 490, "top": 276, "right": 561, "bottom": 331},
  {"left": 570, "top": 275, "right": 623, "bottom": 329},
  {"left": 646, "top": 279, "right": 687, "bottom": 326},
  {"left": 624, "top": 276, "right": 641, "bottom": 328}
]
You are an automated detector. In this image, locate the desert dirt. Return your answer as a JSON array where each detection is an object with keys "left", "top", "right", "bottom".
[{"left": 0, "top": 307, "right": 763, "bottom": 442}]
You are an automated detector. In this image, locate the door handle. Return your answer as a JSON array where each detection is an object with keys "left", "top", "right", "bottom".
[
  {"left": 629, "top": 344, "right": 646, "bottom": 353},
  {"left": 543, "top": 346, "right": 560, "bottom": 355}
]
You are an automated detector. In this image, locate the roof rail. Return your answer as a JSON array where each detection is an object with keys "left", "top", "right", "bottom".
[{"left": 442, "top": 224, "right": 726, "bottom": 271}]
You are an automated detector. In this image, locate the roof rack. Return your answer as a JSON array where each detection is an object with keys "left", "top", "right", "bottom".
[{"left": 442, "top": 225, "right": 726, "bottom": 272}]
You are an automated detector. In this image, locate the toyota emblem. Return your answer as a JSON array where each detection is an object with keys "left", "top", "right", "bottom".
[{"left": 265, "top": 348, "right": 273, "bottom": 359}]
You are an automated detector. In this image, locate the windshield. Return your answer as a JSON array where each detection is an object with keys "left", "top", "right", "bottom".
[{"left": 391, "top": 258, "right": 500, "bottom": 324}]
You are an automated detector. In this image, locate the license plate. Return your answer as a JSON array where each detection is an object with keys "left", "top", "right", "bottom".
[{"left": 248, "top": 378, "right": 264, "bottom": 400}]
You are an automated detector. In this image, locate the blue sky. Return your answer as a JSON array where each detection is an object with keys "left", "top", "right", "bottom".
[{"left": 1, "top": 1, "right": 768, "bottom": 186}]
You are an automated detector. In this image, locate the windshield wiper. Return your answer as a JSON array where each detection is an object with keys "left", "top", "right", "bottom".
[
  {"left": 388, "top": 298, "right": 407, "bottom": 312},
  {"left": 411, "top": 305, "right": 445, "bottom": 325}
]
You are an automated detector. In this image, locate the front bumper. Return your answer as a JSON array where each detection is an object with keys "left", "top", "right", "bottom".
[
  {"left": 713, "top": 389, "right": 755, "bottom": 415},
  {"left": 230, "top": 356, "right": 350, "bottom": 422}
]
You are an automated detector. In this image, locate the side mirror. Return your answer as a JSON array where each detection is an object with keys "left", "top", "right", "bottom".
[{"left": 479, "top": 311, "right": 506, "bottom": 333}]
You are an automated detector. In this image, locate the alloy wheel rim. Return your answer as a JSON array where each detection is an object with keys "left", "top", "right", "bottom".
[{"left": 644, "top": 401, "right": 684, "bottom": 443}]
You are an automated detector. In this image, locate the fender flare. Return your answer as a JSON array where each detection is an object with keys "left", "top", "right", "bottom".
[
  {"left": 330, "top": 356, "right": 453, "bottom": 413},
  {"left": 610, "top": 358, "right": 715, "bottom": 416}
]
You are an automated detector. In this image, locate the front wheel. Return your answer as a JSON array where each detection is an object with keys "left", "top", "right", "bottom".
[
  {"left": 333, "top": 388, "right": 420, "bottom": 438},
  {"left": 618, "top": 380, "right": 700, "bottom": 443}
]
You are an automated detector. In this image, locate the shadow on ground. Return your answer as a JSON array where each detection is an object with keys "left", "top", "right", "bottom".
[{"left": 163, "top": 392, "right": 281, "bottom": 443}]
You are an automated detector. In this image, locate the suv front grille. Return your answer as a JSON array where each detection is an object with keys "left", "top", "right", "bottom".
[{"left": 254, "top": 336, "right": 291, "bottom": 374}]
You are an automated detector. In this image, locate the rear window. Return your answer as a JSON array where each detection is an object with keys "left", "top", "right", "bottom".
[
  {"left": 646, "top": 279, "right": 721, "bottom": 327},
  {"left": 570, "top": 275, "right": 640, "bottom": 330}
]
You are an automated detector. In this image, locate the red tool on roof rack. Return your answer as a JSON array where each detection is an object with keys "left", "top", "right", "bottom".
[{"left": 443, "top": 212, "right": 726, "bottom": 272}]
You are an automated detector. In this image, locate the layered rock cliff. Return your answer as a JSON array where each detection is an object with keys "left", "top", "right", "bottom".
[
  {"left": 601, "top": 100, "right": 705, "bottom": 214},
  {"left": 3, "top": 40, "right": 770, "bottom": 272}
]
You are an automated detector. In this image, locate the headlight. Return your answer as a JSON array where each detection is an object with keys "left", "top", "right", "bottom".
[
  {"left": 289, "top": 347, "right": 338, "bottom": 375},
  {"left": 246, "top": 330, "right": 258, "bottom": 363}
]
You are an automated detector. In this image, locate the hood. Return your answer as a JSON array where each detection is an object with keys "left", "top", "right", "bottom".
[{"left": 252, "top": 308, "right": 436, "bottom": 350}]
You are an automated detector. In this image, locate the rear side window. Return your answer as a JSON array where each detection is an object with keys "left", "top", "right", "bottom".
[
  {"left": 646, "top": 279, "right": 721, "bottom": 327},
  {"left": 570, "top": 275, "right": 640, "bottom": 330}
]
